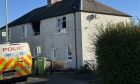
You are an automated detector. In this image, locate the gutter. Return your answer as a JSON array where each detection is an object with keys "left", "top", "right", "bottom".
[
  {"left": 80, "top": 10, "right": 132, "bottom": 17},
  {"left": 73, "top": 0, "right": 83, "bottom": 70}
]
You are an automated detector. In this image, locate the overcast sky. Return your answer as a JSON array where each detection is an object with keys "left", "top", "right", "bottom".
[{"left": 0, "top": 0, "right": 140, "bottom": 27}]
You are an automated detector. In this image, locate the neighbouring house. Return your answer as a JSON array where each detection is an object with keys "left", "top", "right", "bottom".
[{"left": 0, "top": 0, "right": 131, "bottom": 69}]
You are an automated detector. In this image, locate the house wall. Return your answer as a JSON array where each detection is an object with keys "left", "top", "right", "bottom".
[
  {"left": 0, "top": 29, "right": 6, "bottom": 43},
  {"left": 0, "top": 12, "right": 131, "bottom": 69},
  {"left": 80, "top": 12, "right": 131, "bottom": 66},
  {"left": 0, "top": 12, "right": 83, "bottom": 69},
  {"left": 40, "top": 12, "right": 82, "bottom": 68},
  {"left": 0, "top": 30, "right": 2, "bottom": 44},
  {"left": 0, "top": 24, "right": 42, "bottom": 57},
  {"left": 75, "top": 12, "right": 83, "bottom": 68}
]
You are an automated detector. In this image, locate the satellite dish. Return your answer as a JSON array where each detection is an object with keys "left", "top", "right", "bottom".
[
  {"left": 86, "top": 14, "right": 97, "bottom": 22},
  {"left": 89, "top": 15, "right": 95, "bottom": 20}
]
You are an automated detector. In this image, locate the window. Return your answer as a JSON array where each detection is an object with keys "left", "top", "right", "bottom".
[
  {"left": 57, "top": 17, "right": 66, "bottom": 32},
  {"left": 8, "top": 28, "right": 11, "bottom": 40},
  {"left": 62, "top": 17, "right": 66, "bottom": 28},
  {"left": 34, "top": 46, "right": 41, "bottom": 56},
  {"left": 23, "top": 25, "right": 27, "bottom": 37},
  {"left": 32, "top": 22, "right": 40, "bottom": 35},
  {"left": 53, "top": 48, "right": 56, "bottom": 58},
  {"left": 67, "top": 44, "right": 72, "bottom": 62}
]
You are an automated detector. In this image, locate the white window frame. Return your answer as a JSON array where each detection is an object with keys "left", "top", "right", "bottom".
[
  {"left": 8, "top": 28, "right": 11, "bottom": 40},
  {"left": 57, "top": 17, "right": 66, "bottom": 32},
  {"left": 23, "top": 25, "right": 27, "bottom": 37},
  {"left": 34, "top": 46, "right": 41, "bottom": 57},
  {"left": 67, "top": 44, "right": 72, "bottom": 62},
  {"left": 52, "top": 48, "right": 57, "bottom": 60}
]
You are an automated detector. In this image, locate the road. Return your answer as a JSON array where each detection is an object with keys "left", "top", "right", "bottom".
[
  {"left": 16, "top": 77, "right": 48, "bottom": 84},
  {"left": 15, "top": 73, "right": 98, "bottom": 84}
]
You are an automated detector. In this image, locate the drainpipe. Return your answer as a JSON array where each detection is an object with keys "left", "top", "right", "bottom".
[
  {"left": 74, "top": 12, "right": 78, "bottom": 70},
  {"left": 73, "top": 0, "right": 83, "bottom": 70},
  {"left": 80, "top": 0, "right": 83, "bottom": 10}
]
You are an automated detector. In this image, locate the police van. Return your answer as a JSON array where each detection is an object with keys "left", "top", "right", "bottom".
[{"left": 0, "top": 43, "right": 32, "bottom": 83}]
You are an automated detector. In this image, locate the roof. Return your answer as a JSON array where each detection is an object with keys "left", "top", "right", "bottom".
[
  {"left": 82, "top": 0, "right": 131, "bottom": 16},
  {"left": 1, "top": 0, "right": 131, "bottom": 29}
]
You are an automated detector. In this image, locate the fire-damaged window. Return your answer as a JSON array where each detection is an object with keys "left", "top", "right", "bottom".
[
  {"left": 57, "top": 17, "right": 66, "bottom": 32},
  {"left": 32, "top": 22, "right": 40, "bottom": 35}
]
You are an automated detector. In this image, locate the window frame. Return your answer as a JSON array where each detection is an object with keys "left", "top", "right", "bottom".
[
  {"left": 67, "top": 44, "right": 72, "bottom": 62},
  {"left": 8, "top": 28, "right": 11, "bottom": 40},
  {"left": 34, "top": 46, "right": 41, "bottom": 57},
  {"left": 53, "top": 48, "right": 57, "bottom": 59},
  {"left": 32, "top": 22, "right": 40, "bottom": 36},
  {"left": 57, "top": 16, "right": 67, "bottom": 32},
  {"left": 23, "top": 25, "right": 27, "bottom": 37}
]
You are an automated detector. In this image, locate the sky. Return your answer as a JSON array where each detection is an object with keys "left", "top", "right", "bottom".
[{"left": 0, "top": 0, "right": 140, "bottom": 28}]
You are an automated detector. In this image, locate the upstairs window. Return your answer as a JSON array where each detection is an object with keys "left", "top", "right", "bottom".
[
  {"left": 57, "top": 17, "right": 66, "bottom": 32},
  {"left": 23, "top": 25, "right": 27, "bottom": 37},
  {"left": 32, "top": 22, "right": 40, "bottom": 35}
]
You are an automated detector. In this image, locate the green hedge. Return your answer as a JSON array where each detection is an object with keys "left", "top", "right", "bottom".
[{"left": 95, "top": 23, "right": 140, "bottom": 84}]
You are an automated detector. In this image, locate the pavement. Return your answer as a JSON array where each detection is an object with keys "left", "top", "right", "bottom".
[{"left": 15, "top": 72, "right": 98, "bottom": 84}]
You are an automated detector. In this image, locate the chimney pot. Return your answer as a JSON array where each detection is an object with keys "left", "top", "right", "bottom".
[{"left": 48, "top": 0, "right": 62, "bottom": 5}]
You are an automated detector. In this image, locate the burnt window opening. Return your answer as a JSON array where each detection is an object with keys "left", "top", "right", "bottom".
[
  {"left": 63, "top": 17, "right": 66, "bottom": 28},
  {"left": 32, "top": 22, "right": 40, "bottom": 35}
]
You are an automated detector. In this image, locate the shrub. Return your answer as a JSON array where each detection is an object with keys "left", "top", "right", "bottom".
[
  {"left": 52, "top": 61, "right": 65, "bottom": 70},
  {"left": 78, "top": 64, "right": 93, "bottom": 74},
  {"left": 94, "top": 22, "right": 140, "bottom": 84}
]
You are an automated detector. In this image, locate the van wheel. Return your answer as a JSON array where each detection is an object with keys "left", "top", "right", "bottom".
[
  {"left": 16, "top": 76, "right": 28, "bottom": 82},
  {"left": 22, "top": 77, "right": 28, "bottom": 81}
]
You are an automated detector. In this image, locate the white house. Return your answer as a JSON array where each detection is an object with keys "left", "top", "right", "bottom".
[{"left": 0, "top": 0, "right": 131, "bottom": 69}]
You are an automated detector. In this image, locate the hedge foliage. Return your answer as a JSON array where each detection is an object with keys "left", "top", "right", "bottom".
[{"left": 94, "top": 22, "right": 140, "bottom": 84}]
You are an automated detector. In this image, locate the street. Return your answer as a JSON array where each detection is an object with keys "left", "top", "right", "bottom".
[
  {"left": 15, "top": 73, "right": 97, "bottom": 84},
  {"left": 16, "top": 77, "right": 48, "bottom": 84}
]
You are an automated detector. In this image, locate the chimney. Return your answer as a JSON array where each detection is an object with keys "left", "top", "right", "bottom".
[{"left": 48, "top": 0, "right": 62, "bottom": 5}]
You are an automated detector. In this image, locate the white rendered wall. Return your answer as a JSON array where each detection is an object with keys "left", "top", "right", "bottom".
[{"left": 81, "top": 12, "right": 131, "bottom": 65}]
